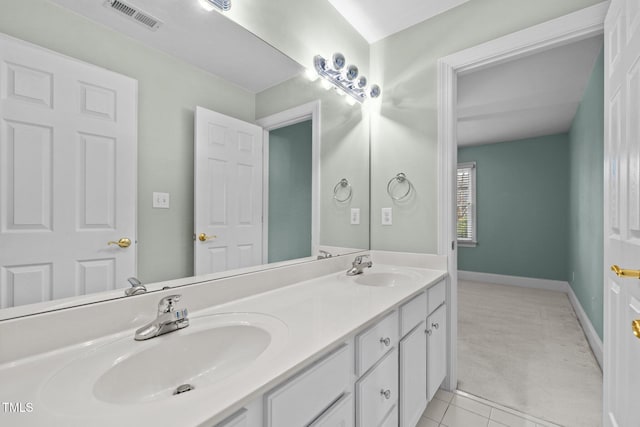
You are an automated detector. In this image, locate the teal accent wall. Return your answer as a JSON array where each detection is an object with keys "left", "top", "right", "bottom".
[
  {"left": 458, "top": 134, "right": 570, "bottom": 280},
  {"left": 268, "top": 120, "right": 313, "bottom": 263},
  {"left": 568, "top": 48, "right": 604, "bottom": 339}
]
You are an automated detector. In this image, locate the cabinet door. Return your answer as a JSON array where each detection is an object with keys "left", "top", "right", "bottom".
[
  {"left": 426, "top": 304, "right": 447, "bottom": 401},
  {"left": 380, "top": 404, "right": 399, "bottom": 427},
  {"left": 399, "top": 322, "right": 427, "bottom": 427}
]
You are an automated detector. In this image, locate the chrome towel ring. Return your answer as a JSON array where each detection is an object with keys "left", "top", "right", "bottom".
[
  {"left": 387, "top": 173, "right": 412, "bottom": 201},
  {"left": 333, "top": 178, "right": 352, "bottom": 202}
]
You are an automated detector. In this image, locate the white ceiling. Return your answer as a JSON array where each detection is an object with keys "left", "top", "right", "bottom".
[
  {"left": 457, "top": 35, "right": 604, "bottom": 147},
  {"left": 326, "top": 0, "right": 471, "bottom": 43},
  {"left": 48, "top": 0, "right": 303, "bottom": 93}
]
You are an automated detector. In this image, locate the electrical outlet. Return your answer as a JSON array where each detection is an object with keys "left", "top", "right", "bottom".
[
  {"left": 382, "top": 207, "right": 392, "bottom": 225},
  {"left": 153, "top": 192, "right": 170, "bottom": 209},
  {"left": 351, "top": 208, "right": 360, "bottom": 225}
]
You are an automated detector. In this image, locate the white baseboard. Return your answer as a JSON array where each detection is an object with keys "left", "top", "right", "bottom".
[
  {"left": 566, "top": 285, "right": 603, "bottom": 369},
  {"left": 458, "top": 270, "right": 570, "bottom": 292},
  {"left": 458, "top": 270, "right": 603, "bottom": 369}
]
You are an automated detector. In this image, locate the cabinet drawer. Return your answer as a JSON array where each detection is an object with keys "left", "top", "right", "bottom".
[
  {"left": 356, "top": 311, "right": 398, "bottom": 376},
  {"left": 309, "top": 393, "right": 354, "bottom": 427},
  {"left": 265, "top": 344, "right": 350, "bottom": 427},
  {"left": 213, "top": 408, "right": 247, "bottom": 427},
  {"left": 356, "top": 348, "right": 398, "bottom": 427},
  {"left": 380, "top": 405, "right": 398, "bottom": 427},
  {"left": 400, "top": 292, "right": 427, "bottom": 337},
  {"left": 427, "top": 280, "right": 446, "bottom": 314}
]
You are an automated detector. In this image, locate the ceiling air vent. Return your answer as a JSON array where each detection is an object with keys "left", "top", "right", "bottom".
[{"left": 103, "top": 0, "right": 163, "bottom": 31}]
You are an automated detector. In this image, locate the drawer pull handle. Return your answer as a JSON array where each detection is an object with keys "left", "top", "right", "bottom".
[
  {"left": 432, "top": 322, "right": 439, "bottom": 329},
  {"left": 380, "top": 389, "right": 391, "bottom": 399},
  {"left": 379, "top": 337, "right": 391, "bottom": 346},
  {"left": 426, "top": 329, "right": 432, "bottom": 336}
]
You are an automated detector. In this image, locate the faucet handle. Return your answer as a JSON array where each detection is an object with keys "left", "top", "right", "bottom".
[
  {"left": 354, "top": 254, "right": 370, "bottom": 264},
  {"left": 158, "top": 295, "right": 182, "bottom": 314}
]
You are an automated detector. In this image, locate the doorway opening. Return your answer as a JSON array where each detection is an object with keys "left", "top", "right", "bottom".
[
  {"left": 257, "top": 100, "right": 321, "bottom": 264},
  {"left": 436, "top": 3, "right": 608, "bottom": 426}
]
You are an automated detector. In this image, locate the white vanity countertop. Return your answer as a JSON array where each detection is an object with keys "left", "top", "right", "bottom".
[{"left": 0, "top": 264, "right": 446, "bottom": 427}]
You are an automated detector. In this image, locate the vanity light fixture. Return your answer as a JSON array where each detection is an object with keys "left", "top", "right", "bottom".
[
  {"left": 313, "top": 53, "right": 381, "bottom": 104},
  {"left": 203, "top": 0, "right": 231, "bottom": 11}
]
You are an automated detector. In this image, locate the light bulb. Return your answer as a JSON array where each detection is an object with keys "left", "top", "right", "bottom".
[{"left": 332, "top": 53, "right": 346, "bottom": 70}]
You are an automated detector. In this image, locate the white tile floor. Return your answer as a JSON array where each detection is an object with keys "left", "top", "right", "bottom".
[{"left": 418, "top": 389, "right": 564, "bottom": 427}]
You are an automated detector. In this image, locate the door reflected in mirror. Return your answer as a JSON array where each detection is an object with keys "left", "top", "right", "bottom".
[{"left": 0, "top": 0, "right": 370, "bottom": 319}]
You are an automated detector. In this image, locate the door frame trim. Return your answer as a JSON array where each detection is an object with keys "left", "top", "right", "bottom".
[
  {"left": 256, "top": 100, "right": 321, "bottom": 263},
  {"left": 436, "top": 2, "right": 608, "bottom": 391}
]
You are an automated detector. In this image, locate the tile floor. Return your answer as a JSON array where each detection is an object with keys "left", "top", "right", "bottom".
[{"left": 418, "top": 389, "right": 564, "bottom": 427}]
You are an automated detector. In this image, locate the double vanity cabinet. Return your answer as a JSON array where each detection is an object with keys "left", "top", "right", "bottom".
[
  {"left": 0, "top": 257, "right": 448, "bottom": 427},
  {"left": 214, "top": 279, "right": 448, "bottom": 427}
]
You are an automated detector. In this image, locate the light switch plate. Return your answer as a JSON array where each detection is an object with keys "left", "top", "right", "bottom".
[
  {"left": 153, "top": 192, "right": 170, "bottom": 209},
  {"left": 351, "top": 208, "right": 360, "bottom": 225},
  {"left": 382, "top": 207, "right": 392, "bottom": 225}
]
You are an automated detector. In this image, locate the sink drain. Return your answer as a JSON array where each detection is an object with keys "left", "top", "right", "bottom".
[{"left": 174, "top": 384, "right": 194, "bottom": 395}]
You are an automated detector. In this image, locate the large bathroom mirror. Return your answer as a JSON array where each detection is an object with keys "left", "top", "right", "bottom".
[{"left": 0, "top": 0, "right": 370, "bottom": 320}]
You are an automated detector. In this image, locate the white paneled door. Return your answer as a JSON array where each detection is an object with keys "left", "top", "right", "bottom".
[
  {"left": 0, "top": 35, "right": 137, "bottom": 309},
  {"left": 604, "top": 0, "right": 640, "bottom": 426},
  {"left": 194, "top": 107, "right": 263, "bottom": 275}
]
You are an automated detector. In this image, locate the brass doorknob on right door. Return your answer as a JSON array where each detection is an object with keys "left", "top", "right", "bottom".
[
  {"left": 198, "top": 233, "right": 217, "bottom": 242},
  {"left": 610, "top": 265, "right": 640, "bottom": 279},
  {"left": 633, "top": 320, "right": 640, "bottom": 340}
]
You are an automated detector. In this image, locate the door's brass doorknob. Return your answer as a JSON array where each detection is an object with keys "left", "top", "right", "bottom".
[
  {"left": 633, "top": 320, "right": 640, "bottom": 340},
  {"left": 611, "top": 265, "right": 640, "bottom": 279},
  {"left": 108, "top": 238, "right": 131, "bottom": 248},
  {"left": 198, "top": 233, "right": 217, "bottom": 242}
]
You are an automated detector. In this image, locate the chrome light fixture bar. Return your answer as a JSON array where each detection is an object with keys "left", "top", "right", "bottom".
[
  {"left": 206, "top": 0, "right": 231, "bottom": 11},
  {"left": 314, "top": 53, "right": 381, "bottom": 103}
]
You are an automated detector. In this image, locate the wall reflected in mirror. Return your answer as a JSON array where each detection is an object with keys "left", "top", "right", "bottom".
[{"left": 0, "top": 0, "right": 370, "bottom": 319}]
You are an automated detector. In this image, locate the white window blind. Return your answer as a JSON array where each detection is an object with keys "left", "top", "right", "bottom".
[{"left": 457, "top": 162, "right": 476, "bottom": 244}]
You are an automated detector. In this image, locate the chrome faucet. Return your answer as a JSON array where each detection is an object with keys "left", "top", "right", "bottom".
[
  {"left": 134, "top": 295, "right": 189, "bottom": 341},
  {"left": 347, "top": 254, "right": 372, "bottom": 276},
  {"left": 317, "top": 250, "right": 333, "bottom": 260},
  {"left": 125, "top": 277, "right": 146, "bottom": 296}
]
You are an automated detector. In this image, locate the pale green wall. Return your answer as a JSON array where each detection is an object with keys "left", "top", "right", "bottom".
[
  {"left": 256, "top": 75, "right": 370, "bottom": 250},
  {"left": 458, "top": 135, "right": 570, "bottom": 281},
  {"left": 268, "top": 121, "right": 313, "bottom": 263},
  {"left": 227, "top": 0, "right": 369, "bottom": 76},
  {"left": 568, "top": 48, "right": 604, "bottom": 339},
  {"left": 1, "top": 0, "right": 255, "bottom": 283},
  {"left": 369, "top": 0, "right": 602, "bottom": 253}
]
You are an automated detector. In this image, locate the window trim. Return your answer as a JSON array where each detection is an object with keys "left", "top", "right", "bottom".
[{"left": 457, "top": 161, "right": 477, "bottom": 247}]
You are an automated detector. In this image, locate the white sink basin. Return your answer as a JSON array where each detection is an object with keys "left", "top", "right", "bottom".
[
  {"left": 354, "top": 271, "right": 420, "bottom": 287},
  {"left": 94, "top": 324, "right": 271, "bottom": 404},
  {"left": 355, "top": 271, "right": 420, "bottom": 287},
  {"left": 337, "top": 266, "right": 425, "bottom": 288},
  {"left": 40, "top": 312, "right": 288, "bottom": 411}
]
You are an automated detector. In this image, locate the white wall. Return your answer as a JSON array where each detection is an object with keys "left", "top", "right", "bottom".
[{"left": 226, "top": 0, "right": 370, "bottom": 76}]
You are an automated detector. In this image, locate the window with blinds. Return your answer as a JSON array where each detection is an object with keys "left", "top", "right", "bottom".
[{"left": 457, "top": 162, "right": 476, "bottom": 244}]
